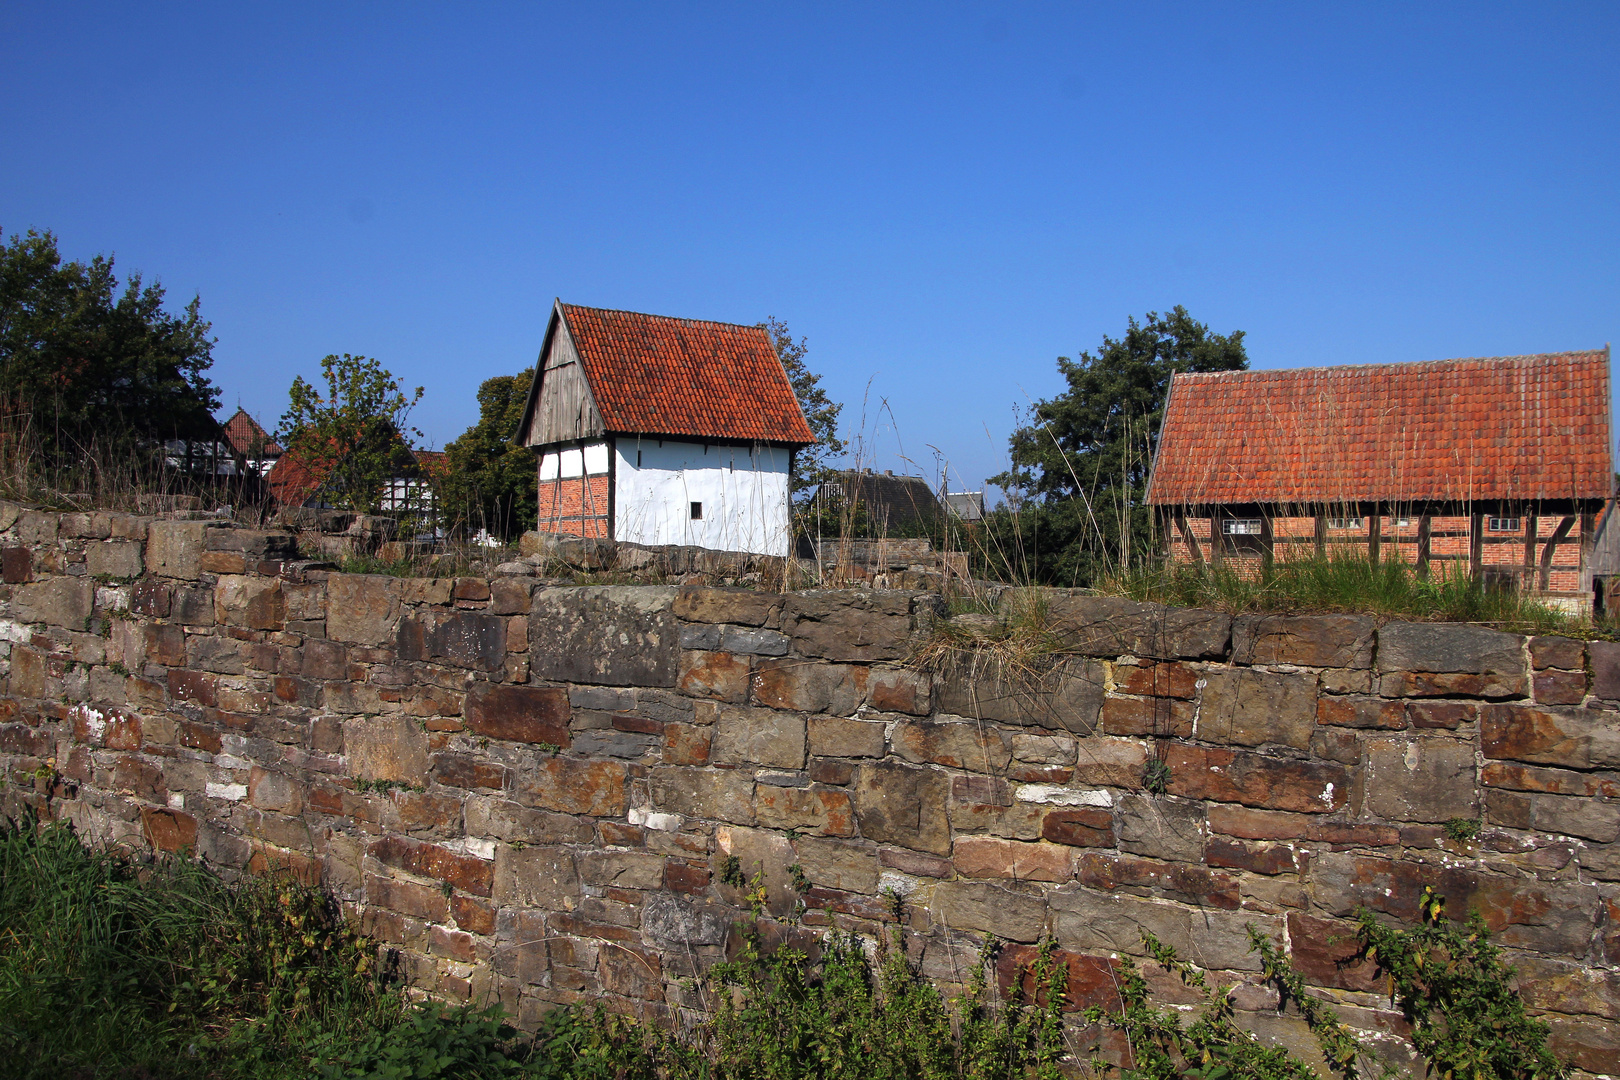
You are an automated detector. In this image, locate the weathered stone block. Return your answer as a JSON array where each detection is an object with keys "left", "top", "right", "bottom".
[
  {"left": 754, "top": 785, "right": 855, "bottom": 836},
  {"left": 1379, "top": 670, "right": 1527, "bottom": 699},
  {"left": 642, "top": 894, "right": 729, "bottom": 946},
  {"left": 1363, "top": 737, "right": 1477, "bottom": 822},
  {"left": 145, "top": 520, "right": 208, "bottom": 579},
  {"left": 1197, "top": 668, "right": 1317, "bottom": 749},
  {"left": 671, "top": 586, "right": 785, "bottom": 626},
  {"left": 750, "top": 658, "right": 861, "bottom": 714},
  {"left": 891, "top": 718, "right": 1011, "bottom": 772},
  {"left": 514, "top": 757, "right": 628, "bottom": 817},
  {"left": 1165, "top": 745, "right": 1348, "bottom": 813},
  {"left": 464, "top": 684, "right": 570, "bottom": 745},
  {"left": 576, "top": 849, "right": 666, "bottom": 890},
  {"left": 398, "top": 610, "right": 506, "bottom": 670},
  {"left": 2, "top": 546, "right": 32, "bottom": 583},
  {"left": 1112, "top": 661, "right": 1198, "bottom": 699},
  {"left": 1074, "top": 852, "right": 1240, "bottom": 909},
  {"left": 678, "top": 650, "right": 751, "bottom": 703},
  {"left": 649, "top": 766, "right": 755, "bottom": 824},
  {"left": 781, "top": 590, "right": 915, "bottom": 662},
  {"left": 214, "top": 575, "right": 285, "bottom": 630},
  {"left": 808, "top": 716, "right": 886, "bottom": 758},
  {"left": 1041, "top": 808, "right": 1113, "bottom": 847},
  {"left": 1317, "top": 694, "right": 1406, "bottom": 730},
  {"left": 326, "top": 574, "right": 401, "bottom": 645},
  {"left": 866, "top": 666, "right": 930, "bottom": 715},
  {"left": 661, "top": 722, "right": 712, "bottom": 765},
  {"left": 710, "top": 705, "right": 806, "bottom": 769},
  {"left": 852, "top": 761, "right": 950, "bottom": 854},
  {"left": 1050, "top": 887, "right": 1268, "bottom": 970},
  {"left": 14, "top": 576, "right": 94, "bottom": 628},
  {"left": 1232, "top": 614, "right": 1376, "bottom": 668},
  {"left": 1284, "top": 913, "right": 1380, "bottom": 991},
  {"left": 371, "top": 836, "right": 494, "bottom": 896},
  {"left": 493, "top": 845, "right": 578, "bottom": 907},
  {"left": 1377, "top": 621, "right": 1524, "bottom": 675},
  {"left": 1530, "top": 635, "right": 1586, "bottom": 671},
  {"left": 1115, "top": 794, "right": 1206, "bottom": 862},
  {"left": 1408, "top": 700, "right": 1473, "bottom": 729},
  {"left": 86, "top": 540, "right": 144, "bottom": 579},
  {"left": 720, "top": 626, "right": 789, "bottom": 656},
  {"left": 15, "top": 510, "right": 57, "bottom": 544},
  {"left": 1481, "top": 703, "right": 1620, "bottom": 769},
  {"left": 464, "top": 797, "right": 595, "bottom": 844},
  {"left": 1101, "top": 695, "right": 1192, "bottom": 737},
  {"left": 1591, "top": 640, "right": 1620, "bottom": 700},
  {"left": 935, "top": 656, "right": 1104, "bottom": 732},
  {"left": 932, "top": 880, "right": 1047, "bottom": 942},
  {"left": 952, "top": 837, "right": 1073, "bottom": 882},
  {"left": 529, "top": 587, "right": 679, "bottom": 687},
  {"left": 794, "top": 836, "right": 879, "bottom": 893},
  {"left": 1070, "top": 736, "right": 1149, "bottom": 786},
  {"left": 1534, "top": 669, "right": 1587, "bottom": 706},
  {"left": 1205, "top": 836, "right": 1302, "bottom": 876},
  {"left": 1042, "top": 594, "right": 1232, "bottom": 659},
  {"left": 345, "top": 715, "right": 429, "bottom": 782}
]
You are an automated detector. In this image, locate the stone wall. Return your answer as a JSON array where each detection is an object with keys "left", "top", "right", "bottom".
[{"left": 0, "top": 505, "right": 1617, "bottom": 1076}]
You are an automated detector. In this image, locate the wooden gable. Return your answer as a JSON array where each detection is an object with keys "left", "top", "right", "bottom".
[{"left": 520, "top": 306, "right": 605, "bottom": 448}]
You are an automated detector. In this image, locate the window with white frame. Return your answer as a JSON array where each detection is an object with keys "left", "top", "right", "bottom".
[
  {"left": 1223, "top": 518, "right": 1263, "bottom": 535},
  {"left": 1488, "top": 516, "right": 1521, "bottom": 532},
  {"left": 1327, "top": 517, "right": 1362, "bottom": 530}
]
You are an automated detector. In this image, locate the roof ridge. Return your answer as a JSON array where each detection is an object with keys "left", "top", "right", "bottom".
[
  {"left": 1174, "top": 349, "right": 1607, "bottom": 381},
  {"left": 560, "top": 301, "right": 770, "bottom": 336}
]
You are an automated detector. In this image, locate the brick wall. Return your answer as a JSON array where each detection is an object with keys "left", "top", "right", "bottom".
[
  {"left": 1, "top": 506, "right": 1617, "bottom": 1075},
  {"left": 536, "top": 476, "right": 610, "bottom": 539}
]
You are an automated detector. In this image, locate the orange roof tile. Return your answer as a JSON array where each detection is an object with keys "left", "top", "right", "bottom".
[
  {"left": 265, "top": 449, "right": 325, "bottom": 507},
  {"left": 558, "top": 303, "right": 815, "bottom": 445},
  {"left": 1146, "top": 350, "right": 1613, "bottom": 506},
  {"left": 222, "top": 407, "right": 283, "bottom": 457}
]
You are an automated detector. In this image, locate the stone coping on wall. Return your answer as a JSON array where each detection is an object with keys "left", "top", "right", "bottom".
[{"left": 0, "top": 507, "right": 1616, "bottom": 1076}]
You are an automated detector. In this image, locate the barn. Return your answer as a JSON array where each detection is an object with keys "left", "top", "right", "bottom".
[
  {"left": 513, "top": 301, "right": 816, "bottom": 557},
  {"left": 1145, "top": 349, "right": 1614, "bottom": 608}
]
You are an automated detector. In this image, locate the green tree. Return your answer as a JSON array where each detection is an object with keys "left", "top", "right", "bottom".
[
  {"left": 761, "top": 317, "right": 844, "bottom": 501},
  {"left": 438, "top": 371, "right": 537, "bottom": 540},
  {"left": 279, "top": 354, "right": 423, "bottom": 514},
  {"left": 989, "top": 307, "right": 1247, "bottom": 585},
  {"left": 0, "top": 227, "right": 219, "bottom": 463}
]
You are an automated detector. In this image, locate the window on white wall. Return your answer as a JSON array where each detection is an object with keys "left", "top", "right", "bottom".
[{"left": 690, "top": 501, "right": 703, "bottom": 520}]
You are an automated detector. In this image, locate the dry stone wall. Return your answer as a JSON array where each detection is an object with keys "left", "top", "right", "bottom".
[{"left": 0, "top": 506, "right": 1617, "bottom": 1076}]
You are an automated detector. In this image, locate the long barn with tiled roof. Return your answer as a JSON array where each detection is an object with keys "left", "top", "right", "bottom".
[
  {"left": 1145, "top": 349, "right": 1614, "bottom": 607},
  {"left": 513, "top": 301, "right": 815, "bottom": 556}
]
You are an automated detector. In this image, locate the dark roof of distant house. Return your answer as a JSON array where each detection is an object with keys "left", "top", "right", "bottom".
[
  {"left": 541, "top": 302, "right": 816, "bottom": 446},
  {"left": 1146, "top": 350, "right": 1614, "bottom": 506},
  {"left": 222, "top": 408, "right": 283, "bottom": 458},
  {"left": 820, "top": 471, "right": 943, "bottom": 530}
]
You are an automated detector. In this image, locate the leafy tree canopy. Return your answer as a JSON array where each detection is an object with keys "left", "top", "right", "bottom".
[
  {"left": 439, "top": 371, "right": 537, "bottom": 540},
  {"left": 989, "top": 306, "right": 1247, "bottom": 585},
  {"left": 761, "top": 317, "right": 844, "bottom": 501},
  {"left": 279, "top": 354, "right": 423, "bottom": 515},
  {"left": 0, "top": 227, "right": 219, "bottom": 460}
]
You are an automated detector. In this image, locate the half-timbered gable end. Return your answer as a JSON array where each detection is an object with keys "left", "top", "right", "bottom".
[
  {"left": 1146, "top": 349, "right": 1614, "bottom": 609},
  {"left": 514, "top": 301, "right": 816, "bottom": 556}
]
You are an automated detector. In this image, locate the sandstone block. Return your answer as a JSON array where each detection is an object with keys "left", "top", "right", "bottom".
[
  {"left": 1050, "top": 886, "right": 1269, "bottom": 970},
  {"left": 995, "top": 945, "right": 1123, "bottom": 1014},
  {"left": 720, "top": 626, "right": 789, "bottom": 656},
  {"left": 935, "top": 656, "right": 1104, "bottom": 732},
  {"left": 1408, "top": 700, "right": 1473, "bottom": 729},
  {"left": 1205, "top": 836, "right": 1302, "bottom": 876},
  {"left": 398, "top": 610, "right": 507, "bottom": 670},
  {"left": 1041, "top": 808, "right": 1114, "bottom": 847},
  {"left": 515, "top": 757, "right": 628, "bottom": 817},
  {"left": 345, "top": 715, "right": 429, "bottom": 783},
  {"left": 1481, "top": 703, "right": 1620, "bottom": 769},
  {"left": 710, "top": 705, "right": 806, "bottom": 769},
  {"left": 1284, "top": 913, "right": 1380, "bottom": 991},
  {"left": 1379, "top": 670, "right": 1527, "bottom": 699},
  {"left": 1591, "top": 640, "right": 1620, "bottom": 700},
  {"left": 794, "top": 836, "right": 880, "bottom": 893},
  {"left": 1165, "top": 745, "right": 1348, "bottom": 813},
  {"left": 866, "top": 666, "right": 930, "bottom": 715},
  {"left": 852, "top": 761, "right": 950, "bottom": 855},
  {"left": 86, "top": 540, "right": 144, "bottom": 579},
  {"left": 1376, "top": 621, "right": 1524, "bottom": 676},
  {"left": 678, "top": 650, "right": 751, "bottom": 703},
  {"left": 326, "top": 574, "right": 402, "bottom": 645},
  {"left": 1116, "top": 794, "right": 1206, "bottom": 862},
  {"left": 1197, "top": 668, "right": 1317, "bottom": 749},
  {"left": 932, "top": 881, "right": 1047, "bottom": 942},
  {"left": 371, "top": 836, "right": 493, "bottom": 896},
  {"left": 576, "top": 849, "right": 666, "bottom": 890},
  {"left": 214, "top": 575, "right": 285, "bottom": 631},
  {"left": 671, "top": 586, "right": 785, "bottom": 626},
  {"left": 2, "top": 546, "right": 32, "bottom": 583},
  {"left": 493, "top": 845, "right": 579, "bottom": 907},
  {"left": 1042, "top": 594, "right": 1231, "bottom": 659},
  {"left": 1011, "top": 732, "right": 1078, "bottom": 765},
  {"left": 750, "top": 658, "right": 862, "bottom": 714},
  {"left": 755, "top": 785, "right": 855, "bottom": 836},
  {"left": 1112, "top": 661, "right": 1198, "bottom": 699},
  {"left": 13, "top": 576, "right": 94, "bottom": 628},
  {"left": 463, "top": 797, "right": 595, "bottom": 845},
  {"left": 1363, "top": 737, "right": 1477, "bottom": 822},
  {"left": 1530, "top": 635, "right": 1586, "bottom": 671},
  {"left": 662, "top": 722, "right": 712, "bottom": 765},
  {"left": 1071, "top": 736, "right": 1149, "bottom": 786},
  {"left": 1316, "top": 695, "right": 1406, "bottom": 730},
  {"left": 649, "top": 766, "right": 755, "bottom": 824},
  {"left": 140, "top": 807, "right": 198, "bottom": 853},
  {"left": 808, "top": 716, "right": 886, "bottom": 758},
  {"left": 464, "top": 684, "right": 570, "bottom": 746},
  {"left": 365, "top": 873, "right": 450, "bottom": 922},
  {"left": 1100, "top": 695, "right": 1192, "bottom": 737},
  {"left": 529, "top": 587, "right": 679, "bottom": 687},
  {"left": 1075, "top": 852, "right": 1240, "bottom": 909},
  {"left": 1481, "top": 760, "right": 1620, "bottom": 797},
  {"left": 1232, "top": 614, "right": 1375, "bottom": 669},
  {"left": 642, "top": 894, "right": 729, "bottom": 946},
  {"left": 145, "top": 520, "right": 208, "bottom": 579},
  {"left": 892, "top": 718, "right": 1011, "bottom": 772},
  {"left": 781, "top": 589, "right": 915, "bottom": 662},
  {"left": 1534, "top": 669, "right": 1587, "bottom": 706},
  {"left": 952, "top": 837, "right": 1073, "bottom": 882}
]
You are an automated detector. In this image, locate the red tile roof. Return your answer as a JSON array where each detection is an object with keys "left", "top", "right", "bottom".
[
  {"left": 221, "top": 407, "right": 283, "bottom": 458},
  {"left": 1147, "top": 350, "right": 1613, "bottom": 506},
  {"left": 265, "top": 450, "right": 325, "bottom": 507},
  {"left": 558, "top": 303, "right": 815, "bottom": 445}
]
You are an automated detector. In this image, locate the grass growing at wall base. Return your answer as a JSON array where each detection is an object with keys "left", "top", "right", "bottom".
[{"left": 1103, "top": 553, "right": 1583, "bottom": 634}]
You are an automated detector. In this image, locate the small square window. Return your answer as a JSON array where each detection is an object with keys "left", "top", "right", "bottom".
[
  {"left": 1327, "top": 517, "right": 1362, "bottom": 530},
  {"left": 1393, "top": 517, "right": 1412, "bottom": 527},
  {"left": 1488, "top": 516, "right": 1521, "bottom": 532},
  {"left": 1223, "top": 518, "right": 1263, "bottom": 535},
  {"left": 690, "top": 501, "right": 703, "bottom": 521}
]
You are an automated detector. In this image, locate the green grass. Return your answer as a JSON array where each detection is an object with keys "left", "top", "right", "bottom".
[{"left": 1104, "top": 553, "right": 1586, "bottom": 635}]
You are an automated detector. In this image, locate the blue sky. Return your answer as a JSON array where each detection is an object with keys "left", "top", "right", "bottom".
[{"left": 4, "top": 3, "right": 1617, "bottom": 498}]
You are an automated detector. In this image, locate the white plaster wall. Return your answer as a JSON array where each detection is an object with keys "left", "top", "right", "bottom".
[
  {"left": 538, "top": 442, "right": 610, "bottom": 480},
  {"left": 613, "top": 438, "right": 792, "bottom": 556}
]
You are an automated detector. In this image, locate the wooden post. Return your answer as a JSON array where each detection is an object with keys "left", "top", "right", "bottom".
[
  {"left": 1209, "top": 511, "right": 1223, "bottom": 566},
  {"left": 1580, "top": 508, "right": 1598, "bottom": 595},
  {"left": 1416, "top": 513, "right": 1432, "bottom": 577},
  {"left": 1523, "top": 512, "right": 1538, "bottom": 591},
  {"left": 1261, "top": 513, "right": 1275, "bottom": 570},
  {"left": 1539, "top": 515, "right": 1575, "bottom": 590},
  {"left": 1469, "top": 511, "right": 1484, "bottom": 580},
  {"left": 1314, "top": 511, "right": 1326, "bottom": 558},
  {"left": 1367, "top": 505, "right": 1381, "bottom": 566}
]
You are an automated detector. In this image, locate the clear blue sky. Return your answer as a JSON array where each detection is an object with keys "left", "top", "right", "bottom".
[{"left": 4, "top": 3, "right": 1617, "bottom": 499}]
